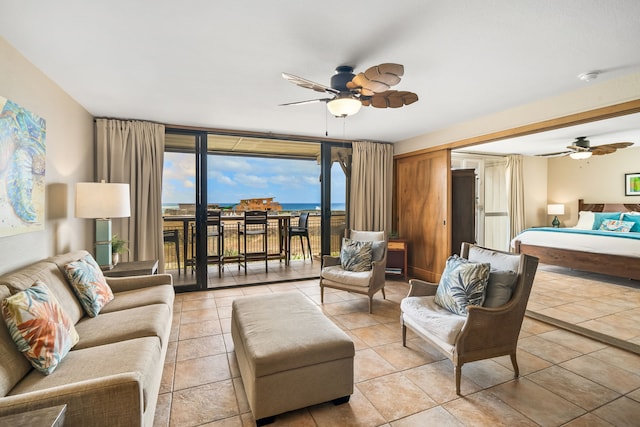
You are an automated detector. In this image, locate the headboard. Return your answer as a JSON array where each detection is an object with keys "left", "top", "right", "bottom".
[{"left": 578, "top": 199, "right": 640, "bottom": 213}]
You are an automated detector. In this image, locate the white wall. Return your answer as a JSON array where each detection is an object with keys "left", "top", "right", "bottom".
[
  {"left": 0, "top": 37, "right": 94, "bottom": 274},
  {"left": 547, "top": 146, "right": 640, "bottom": 226}
]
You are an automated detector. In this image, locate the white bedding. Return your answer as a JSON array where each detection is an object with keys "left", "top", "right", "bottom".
[{"left": 511, "top": 229, "right": 640, "bottom": 258}]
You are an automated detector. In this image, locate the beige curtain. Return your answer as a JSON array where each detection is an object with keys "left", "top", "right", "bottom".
[
  {"left": 506, "top": 154, "right": 525, "bottom": 241},
  {"left": 96, "top": 119, "right": 165, "bottom": 270},
  {"left": 349, "top": 141, "right": 393, "bottom": 234}
]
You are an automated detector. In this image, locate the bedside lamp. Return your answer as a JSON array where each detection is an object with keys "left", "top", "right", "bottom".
[
  {"left": 547, "top": 204, "right": 564, "bottom": 228},
  {"left": 75, "top": 181, "right": 131, "bottom": 269}
]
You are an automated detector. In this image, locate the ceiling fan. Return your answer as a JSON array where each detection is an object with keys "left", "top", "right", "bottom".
[
  {"left": 281, "top": 63, "right": 418, "bottom": 117},
  {"left": 541, "top": 136, "right": 634, "bottom": 159}
]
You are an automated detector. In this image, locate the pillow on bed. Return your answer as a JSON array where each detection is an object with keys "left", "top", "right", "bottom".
[
  {"left": 599, "top": 219, "right": 634, "bottom": 233},
  {"left": 574, "top": 211, "right": 595, "bottom": 230},
  {"left": 621, "top": 213, "right": 640, "bottom": 232},
  {"left": 592, "top": 212, "right": 622, "bottom": 230}
]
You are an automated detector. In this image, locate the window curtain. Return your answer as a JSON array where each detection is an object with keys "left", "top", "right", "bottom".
[
  {"left": 506, "top": 154, "right": 525, "bottom": 242},
  {"left": 95, "top": 119, "right": 166, "bottom": 270},
  {"left": 349, "top": 141, "right": 393, "bottom": 234}
]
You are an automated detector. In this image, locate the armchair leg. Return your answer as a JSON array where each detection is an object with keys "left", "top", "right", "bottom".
[
  {"left": 382, "top": 287, "right": 386, "bottom": 299},
  {"left": 402, "top": 324, "right": 407, "bottom": 347},
  {"left": 320, "top": 285, "right": 324, "bottom": 304},
  {"left": 510, "top": 353, "right": 520, "bottom": 378},
  {"left": 368, "top": 297, "right": 373, "bottom": 314},
  {"left": 455, "top": 365, "right": 462, "bottom": 396}
]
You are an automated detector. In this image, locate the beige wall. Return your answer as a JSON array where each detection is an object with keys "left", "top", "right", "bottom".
[
  {"left": 547, "top": 146, "right": 640, "bottom": 227},
  {"left": 522, "top": 156, "right": 549, "bottom": 228},
  {"left": 0, "top": 37, "right": 94, "bottom": 274}
]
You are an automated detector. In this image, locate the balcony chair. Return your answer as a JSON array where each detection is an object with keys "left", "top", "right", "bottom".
[
  {"left": 401, "top": 242, "right": 539, "bottom": 395},
  {"left": 189, "top": 210, "right": 225, "bottom": 277},
  {"left": 288, "top": 212, "right": 312, "bottom": 262},
  {"left": 237, "top": 210, "right": 268, "bottom": 274},
  {"left": 320, "top": 230, "right": 388, "bottom": 313},
  {"left": 163, "top": 229, "right": 181, "bottom": 276}
]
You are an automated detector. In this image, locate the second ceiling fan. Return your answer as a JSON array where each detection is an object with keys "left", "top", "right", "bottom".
[
  {"left": 281, "top": 63, "right": 418, "bottom": 117},
  {"left": 541, "top": 136, "right": 634, "bottom": 159}
]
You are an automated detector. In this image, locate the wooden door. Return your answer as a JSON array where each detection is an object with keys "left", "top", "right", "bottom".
[{"left": 395, "top": 149, "right": 450, "bottom": 282}]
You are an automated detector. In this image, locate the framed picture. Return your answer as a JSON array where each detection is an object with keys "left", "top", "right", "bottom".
[{"left": 625, "top": 173, "right": 640, "bottom": 196}]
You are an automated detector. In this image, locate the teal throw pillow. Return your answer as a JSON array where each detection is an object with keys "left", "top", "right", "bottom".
[
  {"left": 621, "top": 213, "right": 640, "bottom": 232},
  {"left": 592, "top": 212, "right": 621, "bottom": 230},
  {"left": 340, "top": 238, "right": 373, "bottom": 272},
  {"left": 434, "top": 255, "right": 490, "bottom": 316}
]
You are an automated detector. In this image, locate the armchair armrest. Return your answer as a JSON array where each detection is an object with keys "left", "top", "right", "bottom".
[
  {"left": 407, "top": 279, "right": 438, "bottom": 297},
  {"left": 456, "top": 303, "right": 524, "bottom": 352},
  {"left": 106, "top": 273, "right": 173, "bottom": 293},
  {"left": 322, "top": 255, "right": 341, "bottom": 267}
]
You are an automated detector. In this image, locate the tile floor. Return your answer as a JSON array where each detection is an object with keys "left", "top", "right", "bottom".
[{"left": 155, "top": 268, "right": 640, "bottom": 426}]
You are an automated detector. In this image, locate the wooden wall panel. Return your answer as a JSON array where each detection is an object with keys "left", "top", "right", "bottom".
[{"left": 395, "top": 149, "right": 450, "bottom": 282}]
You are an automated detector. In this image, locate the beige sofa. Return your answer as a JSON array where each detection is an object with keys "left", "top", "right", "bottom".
[{"left": 0, "top": 250, "right": 174, "bottom": 427}]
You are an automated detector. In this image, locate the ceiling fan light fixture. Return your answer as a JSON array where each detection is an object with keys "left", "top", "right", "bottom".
[
  {"left": 327, "top": 95, "right": 362, "bottom": 117},
  {"left": 569, "top": 151, "right": 592, "bottom": 160}
]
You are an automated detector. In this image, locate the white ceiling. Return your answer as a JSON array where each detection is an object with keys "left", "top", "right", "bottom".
[{"left": 2, "top": 0, "right": 640, "bottom": 153}]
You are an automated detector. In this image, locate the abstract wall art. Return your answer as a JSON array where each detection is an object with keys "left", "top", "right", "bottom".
[{"left": 0, "top": 96, "right": 46, "bottom": 237}]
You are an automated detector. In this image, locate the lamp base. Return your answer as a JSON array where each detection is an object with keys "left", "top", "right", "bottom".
[
  {"left": 95, "top": 218, "right": 113, "bottom": 268},
  {"left": 551, "top": 216, "right": 560, "bottom": 228}
]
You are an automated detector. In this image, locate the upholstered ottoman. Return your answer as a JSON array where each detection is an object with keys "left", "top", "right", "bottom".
[{"left": 231, "top": 291, "right": 354, "bottom": 425}]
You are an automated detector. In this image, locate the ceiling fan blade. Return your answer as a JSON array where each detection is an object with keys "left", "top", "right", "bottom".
[
  {"left": 538, "top": 151, "right": 570, "bottom": 157},
  {"left": 281, "top": 73, "right": 338, "bottom": 95},
  {"left": 279, "top": 98, "right": 332, "bottom": 107},
  {"left": 591, "top": 142, "right": 633, "bottom": 155},
  {"left": 363, "top": 90, "right": 419, "bottom": 109},
  {"left": 347, "top": 63, "right": 405, "bottom": 96}
]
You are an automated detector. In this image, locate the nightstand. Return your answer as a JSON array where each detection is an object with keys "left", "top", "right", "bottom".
[{"left": 386, "top": 239, "right": 408, "bottom": 280}]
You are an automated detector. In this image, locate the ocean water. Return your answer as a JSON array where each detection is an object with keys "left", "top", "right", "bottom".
[{"left": 162, "top": 202, "right": 345, "bottom": 212}]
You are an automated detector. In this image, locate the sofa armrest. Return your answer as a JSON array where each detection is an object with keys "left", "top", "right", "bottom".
[
  {"left": 106, "top": 273, "right": 173, "bottom": 293},
  {"left": 0, "top": 373, "right": 143, "bottom": 426},
  {"left": 322, "top": 255, "right": 341, "bottom": 267},
  {"left": 407, "top": 279, "right": 438, "bottom": 297}
]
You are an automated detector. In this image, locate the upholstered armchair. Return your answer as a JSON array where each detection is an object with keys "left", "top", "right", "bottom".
[
  {"left": 401, "top": 242, "right": 539, "bottom": 395},
  {"left": 320, "top": 230, "right": 388, "bottom": 313}
]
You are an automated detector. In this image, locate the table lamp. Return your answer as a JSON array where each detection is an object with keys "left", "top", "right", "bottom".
[
  {"left": 75, "top": 181, "right": 131, "bottom": 269},
  {"left": 547, "top": 204, "right": 564, "bottom": 228}
]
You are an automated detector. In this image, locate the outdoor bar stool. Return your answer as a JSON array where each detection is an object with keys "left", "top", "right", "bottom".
[
  {"left": 163, "top": 229, "right": 181, "bottom": 276},
  {"left": 288, "top": 212, "right": 312, "bottom": 262},
  {"left": 237, "top": 210, "right": 268, "bottom": 274},
  {"left": 190, "top": 210, "right": 225, "bottom": 277}
]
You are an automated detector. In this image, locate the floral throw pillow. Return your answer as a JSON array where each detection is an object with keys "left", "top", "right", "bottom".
[
  {"left": 434, "top": 255, "right": 490, "bottom": 316},
  {"left": 340, "top": 238, "right": 373, "bottom": 272},
  {"left": 1, "top": 280, "right": 79, "bottom": 375},
  {"left": 63, "top": 254, "right": 114, "bottom": 317},
  {"left": 599, "top": 219, "right": 634, "bottom": 233}
]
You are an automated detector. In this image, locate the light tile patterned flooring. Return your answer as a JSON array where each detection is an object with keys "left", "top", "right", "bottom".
[{"left": 155, "top": 265, "right": 640, "bottom": 426}]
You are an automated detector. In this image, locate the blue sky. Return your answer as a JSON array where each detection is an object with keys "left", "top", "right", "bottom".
[{"left": 162, "top": 153, "right": 346, "bottom": 205}]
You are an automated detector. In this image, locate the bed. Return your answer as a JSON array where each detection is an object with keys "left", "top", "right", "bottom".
[{"left": 512, "top": 199, "right": 640, "bottom": 281}]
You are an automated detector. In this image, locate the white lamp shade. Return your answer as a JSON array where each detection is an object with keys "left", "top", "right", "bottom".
[
  {"left": 569, "top": 151, "right": 592, "bottom": 160},
  {"left": 75, "top": 182, "right": 131, "bottom": 219},
  {"left": 547, "top": 204, "right": 565, "bottom": 215},
  {"left": 327, "top": 97, "right": 362, "bottom": 117}
]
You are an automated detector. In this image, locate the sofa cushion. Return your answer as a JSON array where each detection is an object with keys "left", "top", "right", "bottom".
[
  {"left": 0, "top": 261, "right": 84, "bottom": 324},
  {"left": 0, "top": 284, "right": 32, "bottom": 397},
  {"left": 483, "top": 270, "right": 518, "bottom": 308},
  {"left": 401, "top": 296, "right": 466, "bottom": 345},
  {"left": 73, "top": 304, "right": 171, "bottom": 350},
  {"left": 320, "top": 265, "right": 373, "bottom": 287},
  {"left": 434, "top": 255, "right": 490, "bottom": 316},
  {"left": 1, "top": 281, "right": 79, "bottom": 375},
  {"left": 9, "top": 336, "right": 162, "bottom": 412},
  {"left": 340, "top": 238, "right": 373, "bottom": 272},
  {"left": 63, "top": 255, "right": 114, "bottom": 317},
  {"left": 100, "top": 284, "right": 175, "bottom": 314}
]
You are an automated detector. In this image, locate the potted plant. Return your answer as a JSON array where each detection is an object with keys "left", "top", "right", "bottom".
[{"left": 111, "top": 234, "right": 128, "bottom": 266}]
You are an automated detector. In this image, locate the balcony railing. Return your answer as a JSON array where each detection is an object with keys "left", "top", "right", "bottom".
[{"left": 162, "top": 213, "right": 346, "bottom": 272}]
